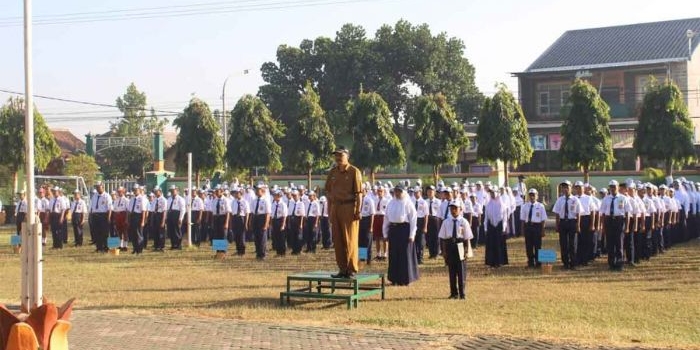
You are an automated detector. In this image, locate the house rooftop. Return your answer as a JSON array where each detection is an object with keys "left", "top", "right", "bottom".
[{"left": 519, "top": 17, "right": 700, "bottom": 74}]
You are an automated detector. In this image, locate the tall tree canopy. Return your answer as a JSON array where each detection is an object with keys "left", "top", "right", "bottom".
[
  {"left": 0, "top": 97, "right": 61, "bottom": 189},
  {"left": 634, "top": 79, "right": 695, "bottom": 176},
  {"left": 258, "top": 20, "right": 483, "bottom": 138},
  {"left": 286, "top": 82, "right": 336, "bottom": 188},
  {"left": 226, "top": 95, "right": 285, "bottom": 175},
  {"left": 347, "top": 91, "right": 405, "bottom": 182},
  {"left": 476, "top": 85, "right": 532, "bottom": 185},
  {"left": 100, "top": 83, "right": 167, "bottom": 178},
  {"left": 172, "top": 98, "right": 225, "bottom": 184},
  {"left": 63, "top": 153, "right": 100, "bottom": 187},
  {"left": 410, "top": 93, "right": 469, "bottom": 183},
  {"left": 559, "top": 79, "right": 614, "bottom": 182}
]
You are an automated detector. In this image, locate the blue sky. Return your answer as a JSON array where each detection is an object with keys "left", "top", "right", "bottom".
[{"left": 1, "top": 0, "right": 698, "bottom": 138}]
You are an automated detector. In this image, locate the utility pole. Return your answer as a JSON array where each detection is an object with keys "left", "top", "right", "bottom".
[{"left": 22, "top": 0, "right": 42, "bottom": 310}]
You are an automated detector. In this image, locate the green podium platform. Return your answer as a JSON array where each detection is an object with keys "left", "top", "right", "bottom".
[{"left": 280, "top": 271, "right": 386, "bottom": 309}]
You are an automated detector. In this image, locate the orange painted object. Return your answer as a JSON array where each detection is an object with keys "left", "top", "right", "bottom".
[
  {"left": 24, "top": 303, "right": 58, "bottom": 350},
  {"left": 57, "top": 299, "right": 75, "bottom": 322},
  {"left": 47, "top": 320, "right": 71, "bottom": 350},
  {"left": 0, "top": 305, "right": 22, "bottom": 350},
  {"left": 4, "top": 322, "right": 39, "bottom": 350}
]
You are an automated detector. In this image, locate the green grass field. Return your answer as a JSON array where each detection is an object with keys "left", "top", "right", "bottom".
[{"left": 0, "top": 226, "right": 698, "bottom": 349}]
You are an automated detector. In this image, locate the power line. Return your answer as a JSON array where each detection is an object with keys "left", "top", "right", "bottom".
[
  {"left": 0, "top": 88, "right": 181, "bottom": 115},
  {"left": 0, "top": 0, "right": 382, "bottom": 27}
]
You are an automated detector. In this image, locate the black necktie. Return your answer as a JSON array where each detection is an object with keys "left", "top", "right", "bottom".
[
  {"left": 429, "top": 200, "right": 433, "bottom": 216},
  {"left": 444, "top": 203, "right": 449, "bottom": 219},
  {"left": 273, "top": 202, "right": 279, "bottom": 218},
  {"left": 610, "top": 196, "right": 615, "bottom": 216},
  {"left": 169, "top": 197, "right": 175, "bottom": 210},
  {"left": 308, "top": 203, "right": 312, "bottom": 217},
  {"left": 528, "top": 203, "right": 534, "bottom": 223},
  {"left": 94, "top": 196, "right": 98, "bottom": 210},
  {"left": 452, "top": 219, "right": 458, "bottom": 239},
  {"left": 564, "top": 196, "right": 569, "bottom": 219},
  {"left": 292, "top": 202, "right": 297, "bottom": 217},
  {"left": 52, "top": 199, "right": 57, "bottom": 212},
  {"left": 216, "top": 199, "right": 220, "bottom": 215},
  {"left": 131, "top": 198, "right": 137, "bottom": 212},
  {"left": 254, "top": 199, "right": 260, "bottom": 215},
  {"left": 237, "top": 200, "right": 242, "bottom": 215}
]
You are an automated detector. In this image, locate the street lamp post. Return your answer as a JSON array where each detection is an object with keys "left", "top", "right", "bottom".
[{"left": 221, "top": 69, "right": 250, "bottom": 147}]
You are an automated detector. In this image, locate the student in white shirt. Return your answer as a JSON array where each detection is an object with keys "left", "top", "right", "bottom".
[
  {"left": 520, "top": 189, "right": 546, "bottom": 267},
  {"left": 484, "top": 187, "right": 508, "bottom": 268},
  {"left": 553, "top": 181, "right": 582, "bottom": 270},
  {"left": 166, "top": 186, "right": 187, "bottom": 250},
  {"left": 438, "top": 200, "right": 473, "bottom": 299},
  {"left": 303, "top": 191, "right": 321, "bottom": 253},
  {"left": 382, "top": 185, "right": 419, "bottom": 286},
  {"left": 49, "top": 187, "right": 67, "bottom": 249},
  {"left": 251, "top": 183, "right": 272, "bottom": 260},
  {"left": 287, "top": 190, "right": 306, "bottom": 255},
  {"left": 359, "top": 186, "right": 375, "bottom": 264},
  {"left": 270, "top": 190, "right": 288, "bottom": 256},
  {"left": 413, "top": 187, "right": 428, "bottom": 265},
  {"left": 70, "top": 189, "right": 88, "bottom": 247},
  {"left": 15, "top": 190, "right": 27, "bottom": 236}
]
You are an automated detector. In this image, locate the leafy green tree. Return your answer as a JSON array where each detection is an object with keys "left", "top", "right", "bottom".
[
  {"left": 410, "top": 93, "right": 469, "bottom": 184},
  {"left": 226, "top": 95, "right": 285, "bottom": 175},
  {"left": 259, "top": 20, "right": 483, "bottom": 142},
  {"left": 286, "top": 82, "right": 335, "bottom": 188},
  {"left": 63, "top": 153, "right": 100, "bottom": 187},
  {"left": 100, "top": 83, "right": 167, "bottom": 178},
  {"left": 172, "top": 98, "right": 225, "bottom": 185},
  {"left": 634, "top": 79, "right": 695, "bottom": 176},
  {"left": 0, "top": 97, "right": 61, "bottom": 191},
  {"left": 559, "top": 79, "right": 614, "bottom": 183},
  {"left": 476, "top": 84, "right": 533, "bottom": 185},
  {"left": 347, "top": 91, "right": 405, "bottom": 183}
]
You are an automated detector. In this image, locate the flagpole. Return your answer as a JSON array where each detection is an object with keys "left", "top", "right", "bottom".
[{"left": 23, "top": 0, "right": 42, "bottom": 309}]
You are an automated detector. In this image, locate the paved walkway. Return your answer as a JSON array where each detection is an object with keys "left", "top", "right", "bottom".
[{"left": 67, "top": 310, "right": 666, "bottom": 350}]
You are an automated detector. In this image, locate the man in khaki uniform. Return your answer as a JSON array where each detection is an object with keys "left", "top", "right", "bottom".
[{"left": 325, "top": 146, "right": 363, "bottom": 278}]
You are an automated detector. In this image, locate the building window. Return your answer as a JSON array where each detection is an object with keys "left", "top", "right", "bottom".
[
  {"left": 538, "top": 92, "right": 550, "bottom": 115},
  {"left": 536, "top": 83, "right": 571, "bottom": 117},
  {"left": 600, "top": 87, "right": 621, "bottom": 105},
  {"left": 531, "top": 135, "right": 547, "bottom": 150},
  {"left": 636, "top": 75, "right": 666, "bottom": 102}
]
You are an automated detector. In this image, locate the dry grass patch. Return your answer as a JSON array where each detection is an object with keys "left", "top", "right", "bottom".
[{"left": 0, "top": 227, "right": 698, "bottom": 348}]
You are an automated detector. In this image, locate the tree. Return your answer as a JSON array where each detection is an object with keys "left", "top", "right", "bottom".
[
  {"left": 286, "top": 82, "right": 336, "bottom": 188},
  {"left": 476, "top": 84, "right": 533, "bottom": 185},
  {"left": 0, "top": 97, "right": 61, "bottom": 191},
  {"left": 410, "top": 93, "right": 469, "bottom": 184},
  {"left": 99, "top": 83, "right": 167, "bottom": 178},
  {"left": 559, "top": 79, "right": 614, "bottom": 183},
  {"left": 225, "top": 95, "right": 285, "bottom": 176},
  {"left": 259, "top": 20, "right": 483, "bottom": 143},
  {"left": 63, "top": 153, "right": 100, "bottom": 187},
  {"left": 634, "top": 79, "right": 695, "bottom": 176},
  {"left": 347, "top": 91, "right": 405, "bottom": 183},
  {"left": 172, "top": 98, "right": 225, "bottom": 185}
]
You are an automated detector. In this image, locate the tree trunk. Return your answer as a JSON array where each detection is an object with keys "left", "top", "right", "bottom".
[
  {"left": 13, "top": 171, "right": 18, "bottom": 195},
  {"left": 583, "top": 165, "right": 590, "bottom": 184},
  {"left": 195, "top": 171, "right": 201, "bottom": 189},
  {"left": 370, "top": 168, "right": 376, "bottom": 186},
  {"left": 433, "top": 165, "right": 439, "bottom": 186},
  {"left": 307, "top": 167, "right": 312, "bottom": 191},
  {"left": 665, "top": 159, "right": 673, "bottom": 178},
  {"left": 503, "top": 160, "right": 510, "bottom": 187}
]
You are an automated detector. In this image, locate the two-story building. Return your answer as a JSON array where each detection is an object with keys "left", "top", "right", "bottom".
[{"left": 513, "top": 17, "right": 700, "bottom": 171}]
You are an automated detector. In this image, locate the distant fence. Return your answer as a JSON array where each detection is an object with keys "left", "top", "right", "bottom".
[{"left": 103, "top": 179, "right": 138, "bottom": 193}]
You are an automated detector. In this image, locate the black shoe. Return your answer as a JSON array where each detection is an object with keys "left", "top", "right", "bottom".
[
  {"left": 331, "top": 272, "right": 346, "bottom": 278},
  {"left": 346, "top": 272, "right": 356, "bottom": 279},
  {"left": 131, "top": 250, "right": 137, "bottom": 255},
  {"left": 459, "top": 295, "right": 466, "bottom": 300},
  {"left": 449, "top": 295, "right": 458, "bottom": 299}
]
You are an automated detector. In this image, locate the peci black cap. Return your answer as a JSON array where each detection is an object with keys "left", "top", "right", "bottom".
[{"left": 332, "top": 146, "right": 350, "bottom": 155}]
